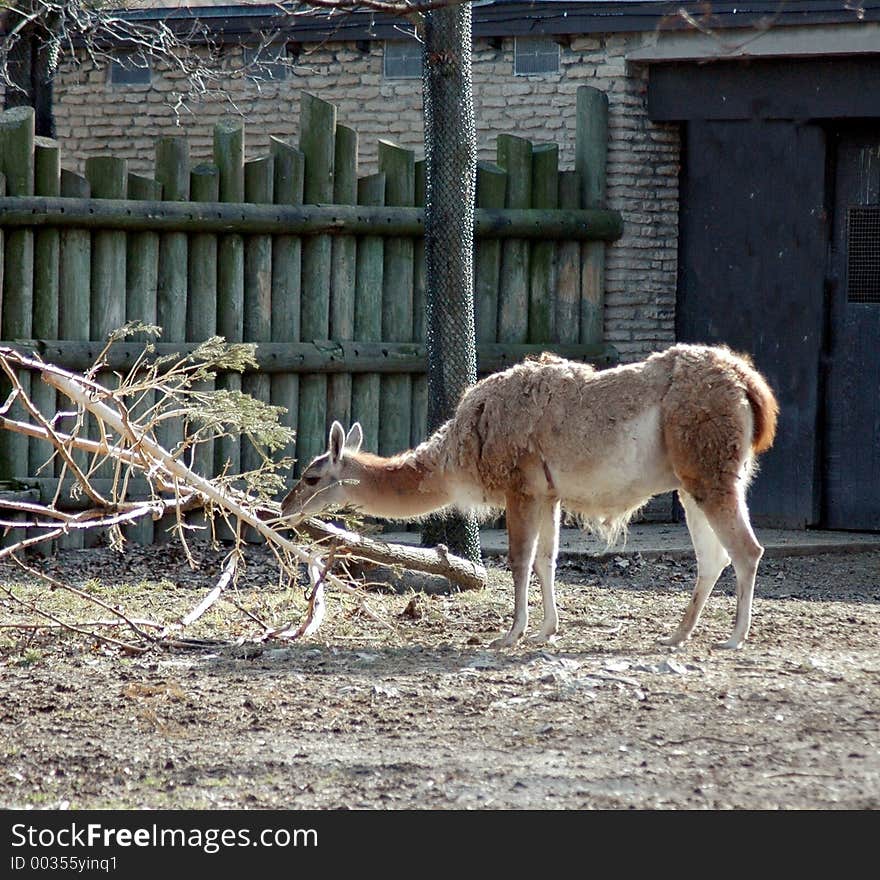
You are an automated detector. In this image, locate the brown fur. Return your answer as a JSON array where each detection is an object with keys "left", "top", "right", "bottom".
[{"left": 282, "top": 344, "right": 779, "bottom": 649}]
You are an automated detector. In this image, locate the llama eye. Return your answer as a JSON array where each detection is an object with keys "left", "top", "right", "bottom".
[{"left": 302, "top": 475, "right": 321, "bottom": 487}]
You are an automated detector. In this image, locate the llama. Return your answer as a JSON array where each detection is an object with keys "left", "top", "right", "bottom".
[{"left": 281, "top": 344, "right": 779, "bottom": 650}]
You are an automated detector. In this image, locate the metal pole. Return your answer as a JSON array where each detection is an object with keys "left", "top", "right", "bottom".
[{"left": 421, "top": 3, "right": 481, "bottom": 563}]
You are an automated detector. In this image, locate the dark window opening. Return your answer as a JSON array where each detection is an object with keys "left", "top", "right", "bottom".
[
  {"left": 846, "top": 206, "right": 880, "bottom": 303},
  {"left": 384, "top": 40, "right": 421, "bottom": 79},
  {"left": 514, "top": 37, "right": 560, "bottom": 76},
  {"left": 109, "top": 51, "right": 151, "bottom": 86}
]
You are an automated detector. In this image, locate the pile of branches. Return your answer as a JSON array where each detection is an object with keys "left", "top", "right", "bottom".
[{"left": 0, "top": 326, "right": 486, "bottom": 654}]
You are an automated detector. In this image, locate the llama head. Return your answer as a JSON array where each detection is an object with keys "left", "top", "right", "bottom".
[{"left": 280, "top": 421, "right": 363, "bottom": 522}]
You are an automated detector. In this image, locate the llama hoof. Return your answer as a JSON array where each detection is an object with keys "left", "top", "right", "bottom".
[{"left": 714, "top": 637, "right": 745, "bottom": 650}]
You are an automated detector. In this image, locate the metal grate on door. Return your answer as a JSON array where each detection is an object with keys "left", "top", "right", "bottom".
[{"left": 847, "top": 206, "right": 880, "bottom": 303}]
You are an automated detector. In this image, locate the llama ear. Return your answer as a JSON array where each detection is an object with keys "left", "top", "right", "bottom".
[
  {"left": 345, "top": 423, "right": 363, "bottom": 454},
  {"left": 328, "top": 421, "right": 347, "bottom": 464}
]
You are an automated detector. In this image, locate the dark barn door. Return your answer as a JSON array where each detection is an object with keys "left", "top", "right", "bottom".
[
  {"left": 676, "top": 120, "right": 827, "bottom": 527},
  {"left": 824, "top": 127, "right": 880, "bottom": 529}
]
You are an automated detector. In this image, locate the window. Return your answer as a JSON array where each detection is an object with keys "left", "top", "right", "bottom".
[
  {"left": 514, "top": 37, "right": 560, "bottom": 76},
  {"left": 243, "top": 42, "right": 289, "bottom": 82},
  {"left": 384, "top": 40, "right": 421, "bottom": 79},
  {"left": 108, "top": 51, "right": 151, "bottom": 86},
  {"left": 846, "top": 206, "right": 880, "bottom": 303}
]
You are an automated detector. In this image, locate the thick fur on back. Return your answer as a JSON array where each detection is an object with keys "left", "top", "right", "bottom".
[{"left": 407, "top": 344, "right": 777, "bottom": 535}]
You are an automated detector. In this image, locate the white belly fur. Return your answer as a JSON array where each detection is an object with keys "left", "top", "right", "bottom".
[{"left": 548, "top": 405, "right": 678, "bottom": 518}]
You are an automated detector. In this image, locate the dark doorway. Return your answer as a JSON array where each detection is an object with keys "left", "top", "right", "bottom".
[
  {"left": 823, "top": 125, "right": 880, "bottom": 530},
  {"left": 676, "top": 119, "right": 828, "bottom": 527}
]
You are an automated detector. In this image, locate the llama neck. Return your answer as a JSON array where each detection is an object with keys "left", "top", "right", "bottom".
[{"left": 344, "top": 449, "right": 452, "bottom": 520}]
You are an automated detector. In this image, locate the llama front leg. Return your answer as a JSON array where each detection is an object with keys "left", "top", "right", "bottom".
[
  {"left": 526, "top": 500, "right": 561, "bottom": 645},
  {"left": 661, "top": 490, "right": 730, "bottom": 647},
  {"left": 491, "top": 492, "right": 541, "bottom": 648}
]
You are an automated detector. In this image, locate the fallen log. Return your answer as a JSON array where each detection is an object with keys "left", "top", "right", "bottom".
[{"left": 295, "top": 518, "right": 488, "bottom": 592}]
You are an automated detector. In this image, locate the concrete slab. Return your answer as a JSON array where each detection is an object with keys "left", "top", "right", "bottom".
[{"left": 384, "top": 523, "right": 880, "bottom": 561}]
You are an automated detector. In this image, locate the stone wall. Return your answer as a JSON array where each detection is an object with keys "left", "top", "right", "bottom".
[{"left": 53, "top": 32, "right": 679, "bottom": 361}]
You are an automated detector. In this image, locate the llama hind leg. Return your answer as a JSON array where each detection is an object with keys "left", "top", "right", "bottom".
[
  {"left": 661, "top": 490, "right": 730, "bottom": 647},
  {"left": 491, "top": 492, "right": 541, "bottom": 648},
  {"left": 526, "top": 500, "right": 561, "bottom": 644},
  {"left": 699, "top": 489, "right": 763, "bottom": 649}
]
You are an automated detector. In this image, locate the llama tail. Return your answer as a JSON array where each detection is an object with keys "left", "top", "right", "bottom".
[{"left": 738, "top": 361, "right": 779, "bottom": 455}]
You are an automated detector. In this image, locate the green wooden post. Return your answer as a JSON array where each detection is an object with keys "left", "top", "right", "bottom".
[
  {"left": 154, "top": 136, "right": 189, "bottom": 478},
  {"left": 529, "top": 143, "right": 558, "bottom": 344},
  {"left": 125, "top": 171, "right": 162, "bottom": 545},
  {"left": 126, "top": 172, "right": 161, "bottom": 327},
  {"left": 577, "top": 86, "right": 609, "bottom": 345},
  {"left": 474, "top": 161, "right": 507, "bottom": 343},
  {"left": 56, "top": 168, "right": 90, "bottom": 550},
  {"left": 496, "top": 134, "right": 532, "bottom": 344},
  {"left": 85, "top": 155, "right": 127, "bottom": 499},
  {"left": 0, "top": 166, "right": 24, "bottom": 546},
  {"left": 411, "top": 158, "right": 428, "bottom": 448},
  {"left": 0, "top": 163, "right": 19, "bottom": 546},
  {"left": 242, "top": 154, "right": 274, "bottom": 475},
  {"left": 269, "top": 137, "right": 304, "bottom": 472},
  {"left": 85, "top": 156, "right": 128, "bottom": 340},
  {"left": 155, "top": 138, "right": 190, "bottom": 344},
  {"left": 82, "top": 156, "right": 127, "bottom": 546},
  {"left": 32, "top": 137, "right": 59, "bottom": 336},
  {"left": 31, "top": 136, "right": 60, "bottom": 476},
  {"left": 328, "top": 123, "right": 357, "bottom": 431},
  {"left": 378, "top": 139, "right": 414, "bottom": 456},
  {"left": 0, "top": 107, "right": 32, "bottom": 196},
  {"left": 555, "top": 170, "right": 581, "bottom": 344},
  {"left": 188, "top": 163, "right": 219, "bottom": 477},
  {"left": 0, "top": 107, "right": 34, "bottom": 500},
  {"left": 351, "top": 171, "right": 385, "bottom": 454},
  {"left": 298, "top": 94, "right": 335, "bottom": 470},
  {"left": 188, "top": 164, "right": 219, "bottom": 341},
  {"left": 214, "top": 119, "right": 245, "bottom": 477},
  {"left": 59, "top": 170, "right": 91, "bottom": 344}
]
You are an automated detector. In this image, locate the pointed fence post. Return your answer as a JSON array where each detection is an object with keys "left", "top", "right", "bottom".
[
  {"left": 0, "top": 108, "right": 34, "bottom": 521},
  {"left": 214, "top": 119, "right": 245, "bottom": 478},
  {"left": 328, "top": 123, "right": 358, "bottom": 432},
  {"left": 298, "top": 94, "right": 336, "bottom": 471},
  {"left": 242, "top": 154, "right": 275, "bottom": 475},
  {"left": 56, "top": 167, "right": 90, "bottom": 550},
  {"left": 188, "top": 162, "right": 220, "bottom": 478},
  {"left": 577, "top": 86, "right": 609, "bottom": 345},
  {"left": 269, "top": 137, "right": 304, "bottom": 471},
  {"left": 350, "top": 171, "right": 385, "bottom": 455},
  {"left": 31, "top": 136, "right": 60, "bottom": 478}
]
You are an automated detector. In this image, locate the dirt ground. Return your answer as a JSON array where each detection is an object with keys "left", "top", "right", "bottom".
[{"left": 0, "top": 541, "right": 878, "bottom": 810}]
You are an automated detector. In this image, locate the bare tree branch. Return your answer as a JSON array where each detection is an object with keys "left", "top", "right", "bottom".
[
  {"left": 8, "top": 553, "right": 159, "bottom": 642},
  {"left": 0, "top": 580, "right": 149, "bottom": 654},
  {"left": 0, "top": 333, "right": 484, "bottom": 654}
]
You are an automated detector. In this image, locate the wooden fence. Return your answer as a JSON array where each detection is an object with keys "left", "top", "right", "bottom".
[{"left": 0, "top": 87, "right": 622, "bottom": 542}]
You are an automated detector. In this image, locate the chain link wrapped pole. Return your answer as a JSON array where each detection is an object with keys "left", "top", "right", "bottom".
[{"left": 420, "top": 4, "right": 481, "bottom": 563}]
